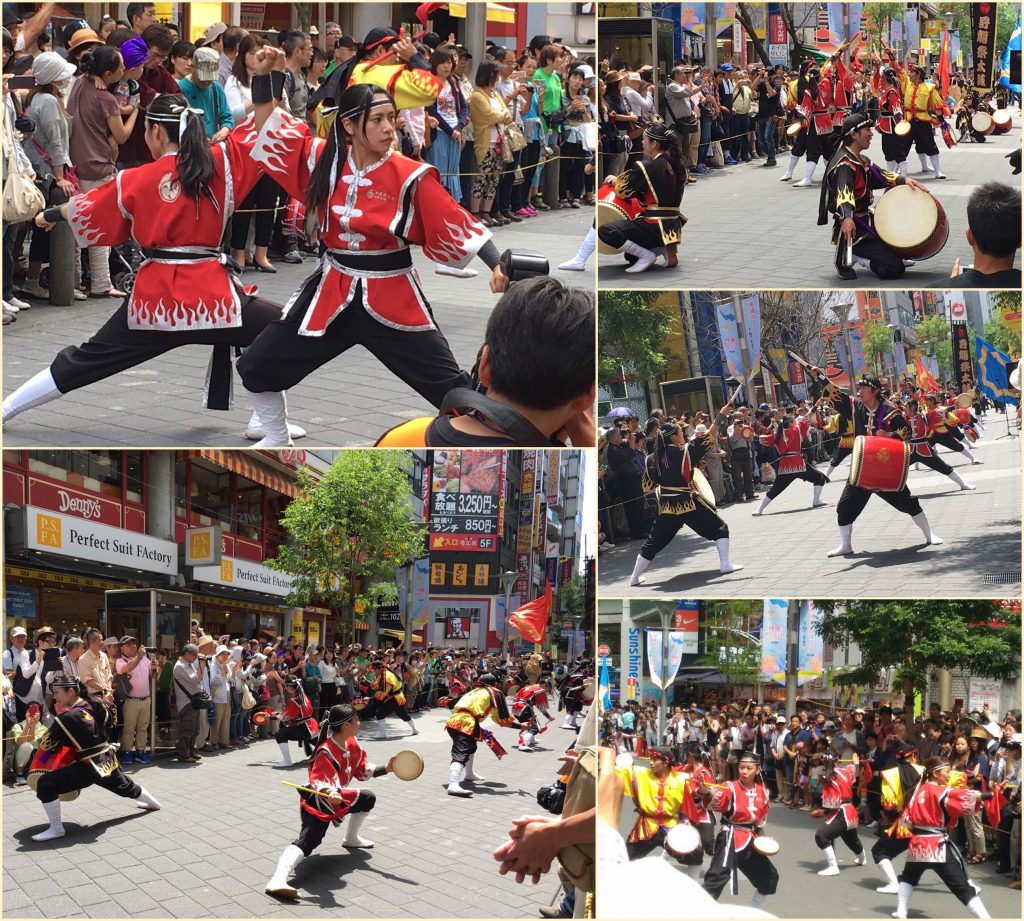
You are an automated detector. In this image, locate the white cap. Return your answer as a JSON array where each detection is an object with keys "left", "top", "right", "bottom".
[
  {"left": 9, "top": 626, "right": 27, "bottom": 638},
  {"left": 215, "top": 644, "right": 231, "bottom": 657}
]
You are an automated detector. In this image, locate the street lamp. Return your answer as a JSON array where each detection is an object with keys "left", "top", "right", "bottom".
[{"left": 499, "top": 570, "right": 517, "bottom": 660}]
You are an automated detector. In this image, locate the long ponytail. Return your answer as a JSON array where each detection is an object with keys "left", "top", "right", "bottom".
[{"left": 146, "top": 93, "right": 216, "bottom": 204}]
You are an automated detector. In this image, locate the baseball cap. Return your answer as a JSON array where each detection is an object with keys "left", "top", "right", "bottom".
[
  {"left": 119, "top": 636, "right": 138, "bottom": 645},
  {"left": 721, "top": 63, "right": 735, "bottom": 71},
  {"left": 202, "top": 21, "right": 227, "bottom": 45},
  {"left": 191, "top": 46, "right": 219, "bottom": 80},
  {"left": 61, "top": 19, "right": 90, "bottom": 46},
  {"left": 335, "top": 35, "right": 355, "bottom": 50},
  {"left": 9, "top": 626, "right": 27, "bottom": 638}
]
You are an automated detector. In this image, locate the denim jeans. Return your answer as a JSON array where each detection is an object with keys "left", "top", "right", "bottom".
[
  {"left": 757, "top": 118, "right": 777, "bottom": 161},
  {"left": 698, "top": 114, "right": 712, "bottom": 164}
]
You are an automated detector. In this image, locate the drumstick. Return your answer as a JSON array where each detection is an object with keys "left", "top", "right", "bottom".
[{"left": 281, "top": 780, "right": 324, "bottom": 797}]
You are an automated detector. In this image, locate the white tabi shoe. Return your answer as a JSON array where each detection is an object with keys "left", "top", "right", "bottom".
[{"left": 342, "top": 812, "right": 374, "bottom": 848}]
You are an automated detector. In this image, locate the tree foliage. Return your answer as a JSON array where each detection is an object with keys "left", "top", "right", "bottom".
[
  {"left": 698, "top": 600, "right": 763, "bottom": 696},
  {"left": 914, "top": 314, "right": 954, "bottom": 379},
  {"left": 984, "top": 292, "right": 1022, "bottom": 357},
  {"left": 812, "top": 600, "right": 1021, "bottom": 711},
  {"left": 736, "top": 3, "right": 771, "bottom": 66},
  {"left": 860, "top": 319, "right": 894, "bottom": 375},
  {"left": 269, "top": 452, "right": 424, "bottom": 644},
  {"left": 598, "top": 291, "right": 673, "bottom": 388}
]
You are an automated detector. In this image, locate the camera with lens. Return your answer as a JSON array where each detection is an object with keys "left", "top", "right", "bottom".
[{"left": 499, "top": 249, "right": 549, "bottom": 288}]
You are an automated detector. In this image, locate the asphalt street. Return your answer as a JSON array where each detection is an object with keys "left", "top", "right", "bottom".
[
  {"left": 598, "top": 421, "right": 1022, "bottom": 598},
  {"left": 598, "top": 111, "right": 1021, "bottom": 290},
  {"left": 611, "top": 754, "right": 1021, "bottom": 919},
  {"left": 1, "top": 206, "right": 591, "bottom": 448},
  {"left": 1, "top": 706, "right": 579, "bottom": 919}
]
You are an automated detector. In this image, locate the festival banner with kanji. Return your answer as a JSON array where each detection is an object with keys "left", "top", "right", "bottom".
[{"left": 971, "top": 2, "right": 998, "bottom": 91}]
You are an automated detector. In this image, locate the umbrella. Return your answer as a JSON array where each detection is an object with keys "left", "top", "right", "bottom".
[{"left": 606, "top": 407, "right": 633, "bottom": 419}]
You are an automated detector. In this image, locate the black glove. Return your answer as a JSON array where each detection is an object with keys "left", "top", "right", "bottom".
[{"left": 14, "top": 114, "right": 34, "bottom": 134}]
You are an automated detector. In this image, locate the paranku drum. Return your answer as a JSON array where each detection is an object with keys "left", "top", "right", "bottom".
[
  {"left": 893, "top": 119, "right": 912, "bottom": 137},
  {"left": 971, "top": 110, "right": 995, "bottom": 136},
  {"left": 391, "top": 749, "right": 424, "bottom": 781},
  {"left": 849, "top": 435, "right": 911, "bottom": 492},
  {"left": 873, "top": 185, "right": 949, "bottom": 260},
  {"left": 752, "top": 835, "right": 781, "bottom": 856},
  {"left": 26, "top": 747, "right": 79, "bottom": 801},
  {"left": 597, "top": 181, "right": 644, "bottom": 253},
  {"left": 992, "top": 109, "right": 1012, "bottom": 133},
  {"left": 691, "top": 469, "right": 717, "bottom": 510},
  {"left": 786, "top": 120, "right": 805, "bottom": 137},
  {"left": 663, "top": 823, "right": 701, "bottom": 859}
]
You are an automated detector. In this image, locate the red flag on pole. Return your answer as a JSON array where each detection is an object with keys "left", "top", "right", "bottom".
[
  {"left": 938, "top": 28, "right": 951, "bottom": 99},
  {"left": 415, "top": 3, "right": 447, "bottom": 26},
  {"left": 508, "top": 582, "right": 552, "bottom": 644},
  {"left": 916, "top": 357, "right": 940, "bottom": 393}
]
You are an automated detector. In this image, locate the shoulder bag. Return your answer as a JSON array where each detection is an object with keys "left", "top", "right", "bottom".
[{"left": 2, "top": 112, "right": 44, "bottom": 223}]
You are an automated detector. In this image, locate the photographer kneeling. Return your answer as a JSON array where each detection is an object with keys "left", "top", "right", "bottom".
[{"left": 376, "top": 275, "right": 595, "bottom": 447}]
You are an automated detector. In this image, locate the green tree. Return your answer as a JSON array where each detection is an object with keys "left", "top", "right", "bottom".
[
  {"left": 984, "top": 292, "right": 1022, "bottom": 357},
  {"left": 914, "top": 314, "right": 954, "bottom": 379},
  {"left": 860, "top": 319, "right": 894, "bottom": 376},
  {"left": 698, "top": 601, "right": 763, "bottom": 700},
  {"left": 942, "top": 2, "right": 1019, "bottom": 58},
  {"left": 555, "top": 575, "right": 587, "bottom": 657},
  {"left": 812, "top": 600, "right": 1021, "bottom": 712},
  {"left": 269, "top": 452, "right": 425, "bottom": 645},
  {"left": 598, "top": 291, "right": 673, "bottom": 389}
]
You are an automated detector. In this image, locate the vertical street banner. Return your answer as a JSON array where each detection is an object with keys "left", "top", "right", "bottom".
[
  {"left": 412, "top": 557, "right": 430, "bottom": 626},
  {"left": 833, "top": 333, "right": 853, "bottom": 382},
  {"left": 950, "top": 323, "right": 973, "bottom": 391},
  {"left": 848, "top": 328, "right": 868, "bottom": 376},
  {"left": 760, "top": 598, "right": 787, "bottom": 684},
  {"left": 848, "top": 3, "right": 863, "bottom": 37},
  {"left": 796, "top": 601, "right": 823, "bottom": 687},
  {"left": 741, "top": 293, "right": 762, "bottom": 378},
  {"left": 515, "top": 452, "right": 537, "bottom": 597},
  {"left": 646, "top": 629, "right": 687, "bottom": 689},
  {"left": 971, "top": 2, "right": 998, "bottom": 91},
  {"left": 715, "top": 301, "right": 744, "bottom": 379}
]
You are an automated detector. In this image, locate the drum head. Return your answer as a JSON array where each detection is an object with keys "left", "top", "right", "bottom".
[
  {"left": 874, "top": 186, "right": 939, "bottom": 251},
  {"left": 993, "top": 109, "right": 1012, "bottom": 127},
  {"left": 786, "top": 122, "right": 803, "bottom": 136},
  {"left": 894, "top": 120, "right": 911, "bottom": 136},
  {"left": 956, "top": 392, "right": 975, "bottom": 408},
  {"left": 691, "top": 469, "right": 716, "bottom": 510},
  {"left": 27, "top": 770, "right": 80, "bottom": 801},
  {"left": 972, "top": 111, "right": 993, "bottom": 132},
  {"left": 391, "top": 749, "right": 424, "bottom": 781},
  {"left": 753, "top": 836, "right": 780, "bottom": 856},
  {"left": 664, "top": 823, "right": 701, "bottom": 858}
]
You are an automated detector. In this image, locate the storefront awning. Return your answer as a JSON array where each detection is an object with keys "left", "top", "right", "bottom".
[
  {"left": 192, "top": 451, "right": 302, "bottom": 498},
  {"left": 447, "top": 2, "right": 515, "bottom": 24}
]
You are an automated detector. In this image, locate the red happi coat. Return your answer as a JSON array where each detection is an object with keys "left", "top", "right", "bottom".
[
  {"left": 707, "top": 780, "right": 771, "bottom": 853},
  {"left": 282, "top": 690, "right": 319, "bottom": 739},
  {"left": 822, "top": 763, "right": 859, "bottom": 828},
  {"left": 903, "top": 780, "right": 980, "bottom": 863},
  {"left": 925, "top": 407, "right": 956, "bottom": 435},
  {"left": 679, "top": 763, "right": 715, "bottom": 824},
  {"left": 301, "top": 735, "right": 373, "bottom": 822},
  {"left": 907, "top": 413, "right": 936, "bottom": 458},
  {"left": 250, "top": 108, "right": 491, "bottom": 335},
  {"left": 66, "top": 117, "right": 263, "bottom": 332},
  {"left": 878, "top": 82, "right": 906, "bottom": 134},
  {"left": 759, "top": 418, "right": 810, "bottom": 475},
  {"left": 828, "top": 58, "right": 856, "bottom": 127},
  {"left": 800, "top": 76, "right": 834, "bottom": 134}
]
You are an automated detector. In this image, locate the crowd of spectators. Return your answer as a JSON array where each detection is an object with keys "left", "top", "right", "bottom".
[
  {"left": 3, "top": 620, "right": 576, "bottom": 777},
  {"left": 2, "top": 2, "right": 598, "bottom": 320},
  {"left": 602, "top": 696, "right": 1021, "bottom": 886}
]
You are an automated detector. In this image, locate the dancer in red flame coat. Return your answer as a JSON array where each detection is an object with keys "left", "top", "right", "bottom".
[{"left": 892, "top": 755, "right": 993, "bottom": 919}]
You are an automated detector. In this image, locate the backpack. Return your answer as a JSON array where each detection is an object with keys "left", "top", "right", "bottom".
[{"left": 733, "top": 86, "right": 752, "bottom": 116}]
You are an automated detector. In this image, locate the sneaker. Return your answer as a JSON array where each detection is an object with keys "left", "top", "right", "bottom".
[
  {"left": 533, "top": 200, "right": 551, "bottom": 211},
  {"left": 724, "top": 156, "right": 738, "bottom": 165},
  {"left": 13, "top": 774, "right": 27, "bottom": 786},
  {"left": 138, "top": 751, "right": 151, "bottom": 764},
  {"left": 7, "top": 295, "right": 30, "bottom": 311},
  {"left": 122, "top": 751, "right": 134, "bottom": 765},
  {"left": 3, "top": 299, "right": 18, "bottom": 313},
  {"left": 72, "top": 289, "right": 88, "bottom": 301},
  {"left": 525, "top": 206, "right": 538, "bottom": 216},
  {"left": 19, "top": 279, "right": 49, "bottom": 299},
  {"left": 280, "top": 250, "right": 302, "bottom": 265},
  {"left": 514, "top": 207, "right": 533, "bottom": 218}
]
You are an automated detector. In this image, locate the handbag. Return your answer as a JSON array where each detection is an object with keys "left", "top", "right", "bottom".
[
  {"left": 175, "top": 676, "right": 212, "bottom": 711},
  {"left": 2, "top": 117, "right": 45, "bottom": 223},
  {"left": 673, "top": 113, "right": 698, "bottom": 135},
  {"left": 504, "top": 121, "right": 527, "bottom": 152},
  {"left": 240, "top": 684, "right": 256, "bottom": 710},
  {"left": 112, "top": 670, "right": 133, "bottom": 704},
  {"left": 31, "top": 139, "right": 81, "bottom": 194}
]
